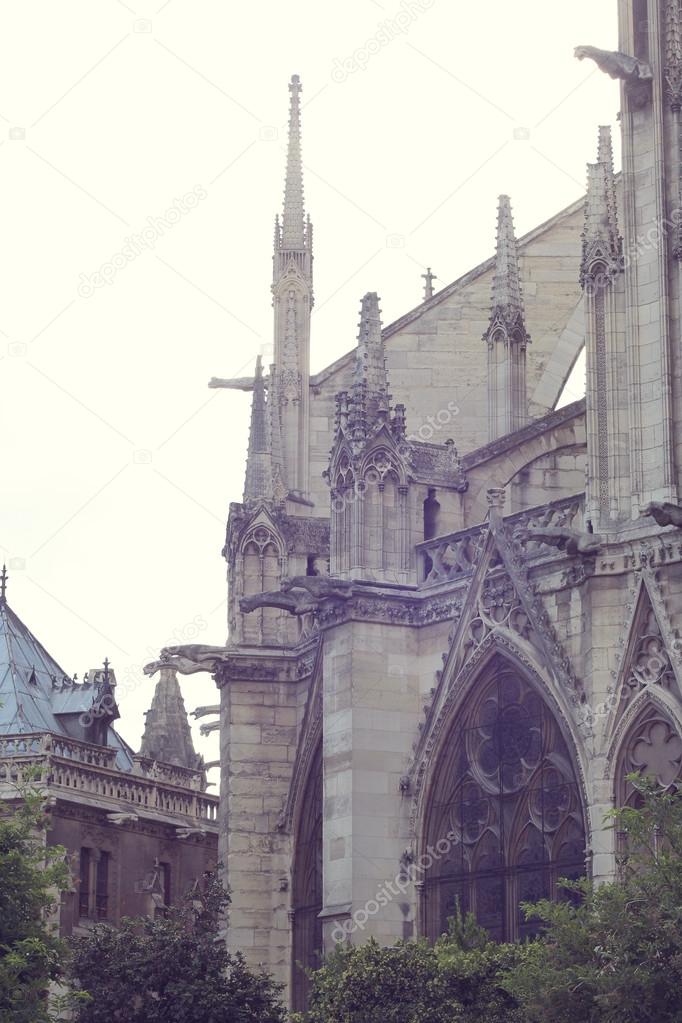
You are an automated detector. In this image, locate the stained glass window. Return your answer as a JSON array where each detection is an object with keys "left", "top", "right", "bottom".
[{"left": 422, "top": 659, "right": 586, "bottom": 941}]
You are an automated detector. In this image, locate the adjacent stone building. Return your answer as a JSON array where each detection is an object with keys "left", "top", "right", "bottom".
[
  {"left": 0, "top": 570, "right": 218, "bottom": 935},
  {"left": 151, "top": 1, "right": 682, "bottom": 1011}
]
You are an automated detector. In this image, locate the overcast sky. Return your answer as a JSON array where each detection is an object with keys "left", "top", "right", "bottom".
[{"left": 1, "top": 0, "right": 619, "bottom": 773}]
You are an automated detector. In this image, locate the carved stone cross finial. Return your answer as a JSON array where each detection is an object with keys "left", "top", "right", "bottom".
[{"left": 421, "top": 267, "right": 436, "bottom": 301}]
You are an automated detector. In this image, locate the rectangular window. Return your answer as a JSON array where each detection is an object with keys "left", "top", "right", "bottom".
[
  {"left": 79, "top": 847, "right": 91, "bottom": 917},
  {"left": 95, "top": 851, "right": 110, "bottom": 919}
]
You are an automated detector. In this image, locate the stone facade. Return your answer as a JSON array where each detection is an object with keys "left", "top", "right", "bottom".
[
  {"left": 0, "top": 581, "right": 219, "bottom": 937},
  {"left": 152, "top": 3, "right": 682, "bottom": 1010}
]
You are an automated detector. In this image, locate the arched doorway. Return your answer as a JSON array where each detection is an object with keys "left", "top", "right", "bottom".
[
  {"left": 291, "top": 744, "right": 323, "bottom": 1011},
  {"left": 421, "top": 657, "right": 586, "bottom": 941}
]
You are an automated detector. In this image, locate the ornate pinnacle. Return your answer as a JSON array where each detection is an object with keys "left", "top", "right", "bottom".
[
  {"left": 581, "top": 126, "right": 622, "bottom": 285},
  {"left": 0, "top": 564, "right": 6, "bottom": 605},
  {"left": 281, "top": 75, "right": 306, "bottom": 251},
  {"left": 244, "top": 356, "right": 275, "bottom": 503},
  {"left": 597, "top": 125, "right": 619, "bottom": 246},
  {"left": 491, "top": 195, "right": 523, "bottom": 314},
  {"left": 352, "top": 292, "right": 391, "bottom": 422},
  {"left": 484, "top": 195, "right": 529, "bottom": 347}
]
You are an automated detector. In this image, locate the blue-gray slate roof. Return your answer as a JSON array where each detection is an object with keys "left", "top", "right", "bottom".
[{"left": 0, "top": 595, "right": 134, "bottom": 771}]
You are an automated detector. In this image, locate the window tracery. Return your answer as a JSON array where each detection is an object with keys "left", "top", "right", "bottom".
[
  {"left": 291, "top": 745, "right": 323, "bottom": 1012},
  {"left": 422, "top": 661, "right": 585, "bottom": 941}
]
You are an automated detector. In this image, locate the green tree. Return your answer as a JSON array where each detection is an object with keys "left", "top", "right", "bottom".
[
  {"left": 0, "top": 787, "right": 70, "bottom": 1023},
  {"left": 67, "top": 873, "right": 286, "bottom": 1023},
  {"left": 504, "top": 778, "right": 682, "bottom": 1023},
  {"left": 293, "top": 908, "right": 529, "bottom": 1023}
]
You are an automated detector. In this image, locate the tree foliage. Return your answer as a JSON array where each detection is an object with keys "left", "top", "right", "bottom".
[
  {"left": 503, "top": 778, "right": 682, "bottom": 1023},
  {"left": 293, "top": 908, "right": 529, "bottom": 1023},
  {"left": 298, "top": 781, "right": 682, "bottom": 1023},
  {"left": 67, "top": 873, "right": 286, "bottom": 1023},
  {"left": 0, "top": 787, "right": 69, "bottom": 1023}
]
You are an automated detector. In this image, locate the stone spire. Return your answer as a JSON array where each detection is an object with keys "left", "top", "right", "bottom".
[
  {"left": 243, "top": 356, "right": 273, "bottom": 503},
  {"left": 334, "top": 292, "right": 406, "bottom": 451},
  {"left": 581, "top": 123, "right": 628, "bottom": 528},
  {"left": 484, "top": 195, "right": 529, "bottom": 440},
  {"left": 485, "top": 195, "right": 528, "bottom": 340},
  {"left": 139, "top": 667, "right": 201, "bottom": 771},
  {"left": 271, "top": 75, "right": 313, "bottom": 500},
  {"left": 267, "top": 363, "right": 287, "bottom": 502},
  {"left": 353, "top": 292, "right": 390, "bottom": 418},
  {"left": 581, "top": 126, "right": 622, "bottom": 283},
  {"left": 280, "top": 74, "right": 306, "bottom": 251}
]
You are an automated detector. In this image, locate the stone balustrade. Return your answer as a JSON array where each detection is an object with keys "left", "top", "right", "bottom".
[
  {"left": 0, "top": 731, "right": 219, "bottom": 824},
  {"left": 417, "top": 494, "right": 585, "bottom": 587}
]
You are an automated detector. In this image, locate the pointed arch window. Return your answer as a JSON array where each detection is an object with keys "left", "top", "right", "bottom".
[
  {"left": 291, "top": 744, "right": 323, "bottom": 1012},
  {"left": 240, "top": 525, "right": 284, "bottom": 645},
  {"left": 422, "top": 659, "right": 586, "bottom": 941}
]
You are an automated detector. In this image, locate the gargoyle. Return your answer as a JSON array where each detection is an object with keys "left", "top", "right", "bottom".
[
  {"left": 191, "top": 704, "right": 221, "bottom": 719},
  {"left": 199, "top": 720, "right": 220, "bottom": 736},
  {"left": 240, "top": 588, "right": 317, "bottom": 616},
  {"left": 641, "top": 501, "right": 682, "bottom": 528},
  {"left": 575, "top": 45, "right": 652, "bottom": 81},
  {"left": 575, "top": 45, "right": 653, "bottom": 107},
  {"left": 241, "top": 573, "right": 354, "bottom": 616},
  {"left": 518, "top": 526, "right": 603, "bottom": 557},
  {"left": 143, "top": 643, "right": 228, "bottom": 677},
  {"left": 281, "top": 574, "right": 354, "bottom": 601}
]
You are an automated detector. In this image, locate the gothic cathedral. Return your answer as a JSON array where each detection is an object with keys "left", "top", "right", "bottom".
[{"left": 154, "top": 1, "right": 682, "bottom": 1010}]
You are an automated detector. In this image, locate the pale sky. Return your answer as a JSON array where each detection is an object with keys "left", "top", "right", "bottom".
[{"left": 1, "top": 0, "right": 617, "bottom": 774}]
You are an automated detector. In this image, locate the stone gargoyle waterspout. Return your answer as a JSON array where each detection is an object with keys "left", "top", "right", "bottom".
[
  {"left": 641, "top": 501, "right": 682, "bottom": 528},
  {"left": 240, "top": 573, "right": 354, "bottom": 616},
  {"left": 517, "top": 526, "right": 603, "bottom": 557},
  {"left": 574, "top": 45, "right": 653, "bottom": 108},
  {"left": 143, "top": 644, "right": 229, "bottom": 677}
]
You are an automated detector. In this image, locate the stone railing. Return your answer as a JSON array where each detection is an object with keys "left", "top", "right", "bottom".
[
  {"left": 417, "top": 494, "right": 585, "bottom": 588},
  {"left": 133, "top": 755, "right": 206, "bottom": 793},
  {"left": 0, "top": 732, "right": 119, "bottom": 768},
  {"left": 0, "top": 732, "right": 219, "bottom": 825}
]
